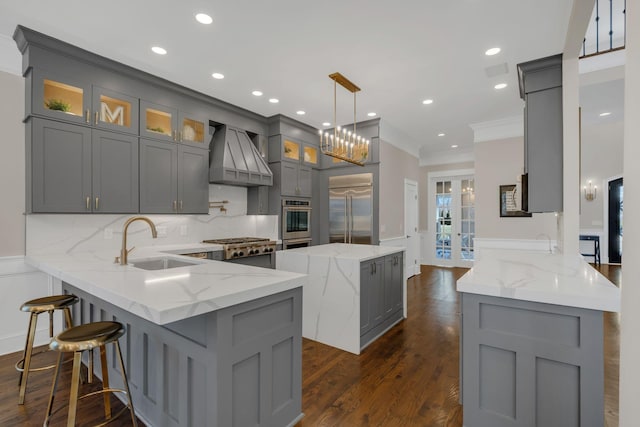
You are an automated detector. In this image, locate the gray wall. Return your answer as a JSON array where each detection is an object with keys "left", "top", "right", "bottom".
[
  {"left": 474, "top": 137, "right": 556, "bottom": 239},
  {"left": 379, "top": 140, "right": 420, "bottom": 240},
  {"left": 0, "top": 70, "right": 25, "bottom": 256},
  {"left": 579, "top": 120, "right": 623, "bottom": 229}
]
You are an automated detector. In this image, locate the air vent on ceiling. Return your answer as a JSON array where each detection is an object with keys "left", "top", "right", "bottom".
[{"left": 485, "top": 62, "right": 509, "bottom": 78}]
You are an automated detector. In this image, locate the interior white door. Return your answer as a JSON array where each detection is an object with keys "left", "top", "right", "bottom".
[
  {"left": 404, "top": 179, "right": 420, "bottom": 276},
  {"left": 432, "top": 176, "right": 475, "bottom": 268}
]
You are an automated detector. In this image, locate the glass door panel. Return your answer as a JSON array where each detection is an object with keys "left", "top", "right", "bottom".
[
  {"left": 283, "top": 140, "right": 300, "bottom": 161},
  {"left": 141, "top": 101, "right": 176, "bottom": 142},
  {"left": 435, "top": 180, "right": 452, "bottom": 261},
  {"left": 93, "top": 87, "right": 138, "bottom": 134},
  {"left": 181, "top": 117, "right": 206, "bottom": 144},
  {"left": 146, "top": 109, "right": 173, "bottom": 136},
  {"left": 460, "top": 179, "right": 475, "bottom": 261},
  {"left": 303, "top": 146, "right": 318, "bottom": 165},
  {"left": 43, "top": 79, "right": 84, "bottom": 118}
]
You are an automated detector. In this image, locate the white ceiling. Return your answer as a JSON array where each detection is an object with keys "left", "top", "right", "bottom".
[{"left": 0, "top": 0, "right": 579, "bottom": 161}]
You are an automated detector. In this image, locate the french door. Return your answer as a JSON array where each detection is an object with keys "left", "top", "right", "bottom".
[{"left": 431, "top": 175, "right": 475, "bottom": 268}]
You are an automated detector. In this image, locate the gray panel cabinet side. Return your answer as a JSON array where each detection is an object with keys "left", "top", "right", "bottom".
[{"left": 461, "top": 292, "right": 604, "bottom": 427}]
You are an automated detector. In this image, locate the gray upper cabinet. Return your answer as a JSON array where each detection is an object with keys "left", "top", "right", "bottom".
[
  {"left": 178, "top": 145, "right": 209, "bottom": 214},
  {"left": 30, "top": 118, "right": 91, "bottom": 212},
  {"left": 31, "top": 68, "right": 139, "bottom": 135},
  {"left": 518, "top": 54, "right": 563, "bottom": 213},
  {"left": 30, "top": 118, "right": 138, "bottom": 213},
  {"left": 278, "top": 162, "right": 312, "bottom": 197},
  {"left": 140, "top": 138, "right": 209, "bottom": 214},
  {"left": 91, "top": 130, "right": 139, "bottom": 213},
  {"left": 140, "top": 139, "right": 178, "bottom": 213},
  {"left": 140, "top": 100, "right": 209, "bottom": 147}
]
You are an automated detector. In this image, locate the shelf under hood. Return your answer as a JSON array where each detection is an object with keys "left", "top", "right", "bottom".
[{"left": 209, "top": 125, "right": 273, "bottom": 186}]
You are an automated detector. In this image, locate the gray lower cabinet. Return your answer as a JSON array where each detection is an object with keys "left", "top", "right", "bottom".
[
  {"left": 30, "top": 118, "right": 138, "bottom": 213},
  {"left": 63, "top": 283, "right": 303, "bottom": 427},
  {"left": 360, "top": 253, "right": 404, "bottom": 349},
  {"left": 461, "top": 292, "right": 604, "bottom": 427},
  {"left": 140, "top": 138, "right": 209, "bottom": 214}
]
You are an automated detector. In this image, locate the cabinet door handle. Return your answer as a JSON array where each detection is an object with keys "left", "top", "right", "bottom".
[
  {"left": 178, "top": 131, "right": 182, "bottom": 142},
  {"left": 173, "top": 130, "right": 177, "bottom": 142},
  {"left": 95, "top": 197, "right": 99, "bottom": 210},
  {"left": 94, "top": 111, "right": 99, "bottom": 125},
  {"left": 85, "top": 109, "right": 90, "bottom": 123},
  {"left": 86, "top": 196, "right": 90, "bottom": 210},
  {"left": 172, "top": 200, "right": 177, "bottom": 211},
  {"left": 179, "top": 200, "right": 183, "bottom": 211}
]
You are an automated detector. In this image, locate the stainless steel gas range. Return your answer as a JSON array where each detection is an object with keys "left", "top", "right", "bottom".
[{"left": 201, "top": 237, "right": 277, "bottom": 269}]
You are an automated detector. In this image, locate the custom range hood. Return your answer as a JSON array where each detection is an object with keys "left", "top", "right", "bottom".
[{"left": 209, "top": 125, "right": 273, "bottom": 186}]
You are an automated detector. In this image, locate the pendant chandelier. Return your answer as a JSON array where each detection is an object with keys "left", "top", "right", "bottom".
[{"left": 318, "top": 72, "right": 370, "bottom": 166}]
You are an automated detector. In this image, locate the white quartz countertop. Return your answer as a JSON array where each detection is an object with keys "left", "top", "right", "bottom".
[
  {"left": 456, "top": 249, "right": 620, "bottom": 312},
  {"left": 278, "top": 243, "right": 405, "bottom": 261},
  {"left": 25, "top": 243, "right": 307, "bottom": 325}
]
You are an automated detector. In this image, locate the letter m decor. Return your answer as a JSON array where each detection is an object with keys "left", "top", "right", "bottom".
[{"left": 101, "top": 101, "right": 124, "bottom": 125}]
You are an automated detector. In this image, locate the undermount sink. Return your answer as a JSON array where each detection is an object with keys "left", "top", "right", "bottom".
[{"left": 131, "top": 257, "right": 202, "bottom": 271}]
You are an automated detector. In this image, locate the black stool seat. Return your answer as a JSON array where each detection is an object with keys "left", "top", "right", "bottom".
[
  {"left": 50, "top": 321, "right": 124, "bottom": 352},
  {"left": 20, "top": 294, "right": 79, "bottom": 313}
]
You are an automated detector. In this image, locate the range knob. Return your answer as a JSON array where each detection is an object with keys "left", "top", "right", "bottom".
[
  {"left": 238, "top": 251, "right": 244, "bottom": 257},
  {"left": 249, "top": 249, "right": 256, "bottom": 255},
  {"left": 232, "top": 252, "right": 239, "bottom": 257}
]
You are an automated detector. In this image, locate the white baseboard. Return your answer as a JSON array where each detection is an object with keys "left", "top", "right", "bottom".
[{"left": 0, "top": 256, "right": 51, "bottom": 355}]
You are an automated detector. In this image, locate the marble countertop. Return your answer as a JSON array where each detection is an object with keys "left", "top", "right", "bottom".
[
  {"left": 25, "top": 243, "right": 307, "bottom": 325},
  {"left": 278, "top": 243, "right": 405, "bottom": 262},
  {"left": 456, "top": 249, "right": 620, "bottom": 312}
]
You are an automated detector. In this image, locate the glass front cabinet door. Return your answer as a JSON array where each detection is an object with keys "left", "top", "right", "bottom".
[
  {"left": 92, "top": 86, "right": 139, "bottom": 135},
  {"left": 140, "top": 101, "right": 177, "bottom": 142},
  {"left": 178, "top": 112, "right": 208, "bottom": 146},
  {"left": 33, "top": 69, "right": 90, "bottom": 125}
]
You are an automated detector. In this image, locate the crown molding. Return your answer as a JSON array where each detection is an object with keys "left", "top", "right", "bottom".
[{"left": 469, "top": 115, "right": 523, "bottom": 143}]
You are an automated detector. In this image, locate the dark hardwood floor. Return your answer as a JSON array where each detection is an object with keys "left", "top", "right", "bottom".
[{"left": 0, "top": 264, "right": 620, "bottom": 426}]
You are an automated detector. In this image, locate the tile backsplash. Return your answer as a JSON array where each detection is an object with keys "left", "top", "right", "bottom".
[{"left": 26, "top": 185, "right": 278, "bottom": 255}]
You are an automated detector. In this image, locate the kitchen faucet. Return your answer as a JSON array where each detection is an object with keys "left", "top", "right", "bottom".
[{"left": 117, "top": 216, "right": 158, "bottom": 265}]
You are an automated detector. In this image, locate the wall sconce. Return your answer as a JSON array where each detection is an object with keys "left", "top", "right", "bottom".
[{"left": 583, "top": 181, "right": 597, "bottom": 201}]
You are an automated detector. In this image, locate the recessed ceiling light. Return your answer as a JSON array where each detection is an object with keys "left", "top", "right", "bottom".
[
  {"left": 438, "top": 133, "right": 445, "bottom": 137},
  {"left": 296, "top": 110, "right": 306, "bottom": 115},
  {"left": 252, "top": 90, "right": 263, "bottom": 96},
  {"left": 422, "top": 99, "right": 434, "bottom": 105},
  {"left": 451, "top": 144, "right": 459, "bottom": 148},
  {"left": 269, "top": 98, "right": 279, "bottom": 103},
  {"left": 494, "top": 83, "right": 508, "bottom": 90},
  {"left": 599, "top": 112, "right": 612, "bottom": 116},
  {"left": 151, "top": 46, "right": 167, "bottom": 55},
  {"left": 367, "top": 112, "right": 377, "bottom": 117},
  {"left": 485, "top": 47, "right": 501, "bottom": 56},
  {"left": 195, "top": 13, "right": 213, "bottom": 24},
  {"left": 211, "top": 72, "right": 224, "bottom": 79},
  {"left": 322, "top": 122, "right": 331, "bottom": 127}
]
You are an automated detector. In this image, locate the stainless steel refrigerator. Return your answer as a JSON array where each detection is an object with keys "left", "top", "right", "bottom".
[{"left": 329, "top": 173, "right": 373, "bottom": 244}]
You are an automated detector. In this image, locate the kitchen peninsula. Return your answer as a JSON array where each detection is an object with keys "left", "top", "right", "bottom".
[
  {"left": 276, "top": 243, "right": 404, "bottom": 354},
  {"left": 457, "top": 248, "right": 620, "bottom": 427},
  {"left": 26, "top": 244, "right": 307, "bottom": 427}
]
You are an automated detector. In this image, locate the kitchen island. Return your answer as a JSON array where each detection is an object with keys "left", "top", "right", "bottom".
[
  {"left": 457, "top": 248, "right": 620, "bottom": 427},
  {"left": 276, "top": 243, "right": 405, "bottom": 354},
  {"left": 26, "top": 245, "right": 307, "bottom": 427}
]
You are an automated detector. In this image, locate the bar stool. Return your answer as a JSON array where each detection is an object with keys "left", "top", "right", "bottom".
[
  {"left": 16, "top": 294, "right": 79, "bottom": 404},
  {"left": 45, "top": 321, "right": 138, "bottom": 427}
]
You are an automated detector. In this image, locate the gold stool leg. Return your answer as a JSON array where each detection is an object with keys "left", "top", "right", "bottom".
[
  {"left": 18, "top": 312, "right": 38, "bottom": 405},
  {"left": 88, "top": 348, "right": 94, "bottom": 384},
  {"left": 67, "top": 351, "right": 82, "bottom": 427},
  {"left": 115, "top": 340, "right": 138, "bottom": 427},
  {"left": 48, "top": 310, "right": 54, "bottom": 337},
  {"left": 99, "top": 345, "right": 112, "bottom": 420},
  {"left": 63, "top": 307, "right": 73, "bottom": 329},
  {"left": 44, "top": 351, "right": 64, "bottom": 426}
]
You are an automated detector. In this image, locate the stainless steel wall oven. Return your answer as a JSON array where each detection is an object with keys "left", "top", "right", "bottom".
[{"left": 282, "top": 199, "right": 311, "bottom": 241}]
